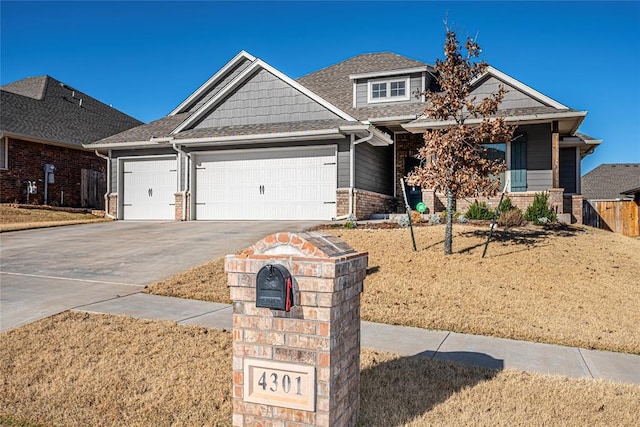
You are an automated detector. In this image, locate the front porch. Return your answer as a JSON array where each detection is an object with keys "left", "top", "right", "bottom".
[{"left": 385, "top": 122, "right": 594, "bottom": 224}]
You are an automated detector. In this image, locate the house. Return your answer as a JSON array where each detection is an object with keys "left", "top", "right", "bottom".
[
  {"left": 582, "top": 164, "right": 640, "bottom": 236},
  {"left": 87, "top": 50, "right": 600, "bottom": 222},
  {"left": 1, "top": 75, "right": 142, "bottom": 208}
]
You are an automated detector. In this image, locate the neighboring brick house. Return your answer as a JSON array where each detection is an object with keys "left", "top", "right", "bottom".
[
  {"left": 1, "top": 76, "right": 142, "bottom": 208},
  {"left": 87, "top": 50, "right": 601, "bottom": 221},
  {"left": 582, "top": 164, "right": 640, "bottom": 236}
]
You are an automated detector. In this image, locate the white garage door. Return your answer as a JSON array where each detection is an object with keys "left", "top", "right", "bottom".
[
  {"left": 194, "top": 147, "right": 336, "bottom": 220},
  {"left": 122, "top": 157, "right": 177, "bottom": 220}
]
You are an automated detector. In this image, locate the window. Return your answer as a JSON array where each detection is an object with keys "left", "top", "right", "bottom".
[
  {"left": 481, "top": 142, "right": 506, "bottom": 188},
  {"left": 368, "top": 77, "right": 410, "bottom": 103},
  {"left": 0, "top": 137, "right": 7, "bottom": 169},
  {"left": 371, "top": 82, "right": 387, "bottom": 99}
]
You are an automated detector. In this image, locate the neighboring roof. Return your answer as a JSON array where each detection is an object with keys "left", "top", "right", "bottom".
[
  {"left": 621, "top": 186, "right": 640, "bottom": 196},
  {"left": 94, "top": 112, "right": 193, "bottom": 145},
  {"left": 1, "top": 75, "right": 142, "bottom": 148},
  {"left": 581, "top": 164, "right": 640, "bottom": 200},
  {"left": 297, "top": 52, "right": 431, "bottom": 120}
]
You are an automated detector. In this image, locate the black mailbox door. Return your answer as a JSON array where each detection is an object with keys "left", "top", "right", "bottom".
[{"left": 256, "top": 264, "right": 293, "bottom": 311}]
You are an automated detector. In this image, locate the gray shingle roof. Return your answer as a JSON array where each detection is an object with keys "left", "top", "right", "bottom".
[
  {"left": 297, "top": 52, "right": 431, "bottom": 120},
  {"left": 581, "top": 164, "right": 640, "bottom": 200},
  {"left": 92, "top": 113, "right": 193, "bottom": 145},
  {"left": 1, "top": 75, "right": 143, "bottom": 147}
]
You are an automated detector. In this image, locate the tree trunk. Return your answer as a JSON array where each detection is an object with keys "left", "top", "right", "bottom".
[{"left": 444, "top": 189, "right": 454, "bottom": 255}]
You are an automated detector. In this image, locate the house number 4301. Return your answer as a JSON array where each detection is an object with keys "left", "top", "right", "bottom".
[
  {"left": 258, "top": 371, "right": 302, "bottom": 395},
  {"left": 244, "top": 359, "right": 316, "bottom": 411}
]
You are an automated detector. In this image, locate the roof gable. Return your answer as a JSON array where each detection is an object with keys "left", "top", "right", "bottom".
[
  {"left": 169, "top": 51, "right": 255, "bottom": 116},
  {"left": 297, "top": 52, "right": 431, "bottom": 120},
  {"left": 191, "top": 68, "right": 342, "bottom": 129},
  {"left": 471, "top": 67, "right": 568, "bottom": 110},
  {"left": 1, "top": 75, "right": 143, "bottom": 147},
  {"left": 173, "top": 56, "right": 355, "bottom": 133}
]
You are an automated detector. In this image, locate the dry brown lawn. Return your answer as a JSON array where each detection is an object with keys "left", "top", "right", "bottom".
[
  {"left": 2, "top": 313, "right": 639, "bottom": 426},
  {"left": 147, "top": 224, "right": 640, "bottom": 355},
  {"left": 144, "top": 258, "right": 232, "bottom": 304},
  {"left": 0, "top": 205, "right": 107, "bottom": 231}
]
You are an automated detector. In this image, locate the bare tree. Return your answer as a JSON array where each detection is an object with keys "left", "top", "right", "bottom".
[{"left": 409, "top": 28, "right": 515, "bottom": 254}]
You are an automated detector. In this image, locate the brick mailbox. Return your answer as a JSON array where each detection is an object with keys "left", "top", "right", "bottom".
[{"left": 225, "top": 231, "right": 367, "bottom": 427}]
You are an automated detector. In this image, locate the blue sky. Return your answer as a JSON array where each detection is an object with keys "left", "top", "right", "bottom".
[{"left": 1, "top": 1, "right": 639, "bottom": 174}]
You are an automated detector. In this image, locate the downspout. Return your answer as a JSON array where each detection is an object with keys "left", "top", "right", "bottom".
[
  {"left": 334, "top": 129, "right": 374, "bottom": 220},
  {"left": 94, "top": 150, "right": 116, "bottom": 219},
  {"left": 172, "top": 141, "right": 190, "bottom": 221}
]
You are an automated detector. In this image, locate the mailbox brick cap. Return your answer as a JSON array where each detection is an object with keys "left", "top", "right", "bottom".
[{"left": 241, "top": 231, "right": 358, "bottom": 259}]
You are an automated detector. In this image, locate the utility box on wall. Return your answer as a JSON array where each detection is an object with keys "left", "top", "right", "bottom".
[{"left": 226, "top": 231, "right": 368, "bottom": 427}]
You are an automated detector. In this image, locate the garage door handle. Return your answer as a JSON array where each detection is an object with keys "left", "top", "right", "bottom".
[
  {"left": 324, "top": 201, "right": 336, "bottom": 204},
  {"left": 259, "top": 185, "right": 264, "bottom": 195},
  {"left": 148, "top": 188, "right": 153, "bottom": 197}
]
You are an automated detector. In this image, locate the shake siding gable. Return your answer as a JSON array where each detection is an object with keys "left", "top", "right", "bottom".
[
  {"left": 193, "top": 69, "right": 340, "bottom": 129},
  {"left": 188, "top": 58, "right": 252, "bottom": 112}
]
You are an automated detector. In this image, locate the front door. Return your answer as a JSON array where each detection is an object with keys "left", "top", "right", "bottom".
[{"left": 404, "top": 157, "right": 422, "bottom": 209}]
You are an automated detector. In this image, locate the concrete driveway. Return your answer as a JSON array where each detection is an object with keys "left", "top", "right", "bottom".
[{"left": 0, "top": 220, "right": 320, "bottom": 332}]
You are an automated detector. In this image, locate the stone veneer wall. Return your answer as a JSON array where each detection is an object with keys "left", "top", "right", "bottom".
[{"left": 226, "top": 232, "right": 367, "bottom": 426}]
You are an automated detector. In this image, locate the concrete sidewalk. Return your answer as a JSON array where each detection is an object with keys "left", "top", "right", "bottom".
[{"left": 74, "top": 292, "right": 640, "bottom": 386}]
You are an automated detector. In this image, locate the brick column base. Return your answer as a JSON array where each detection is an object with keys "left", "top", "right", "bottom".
[{"left": 227, "top": 232, "right": 367, "bottom": 426}]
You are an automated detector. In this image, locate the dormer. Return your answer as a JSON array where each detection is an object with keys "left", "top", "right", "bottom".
[{"left": 349, "top": 65, "right": 434, "bottom": 108}]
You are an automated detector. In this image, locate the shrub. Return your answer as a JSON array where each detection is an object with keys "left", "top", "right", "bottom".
[
  {"left": 524, "top": 192, "right": 557, "bottom": 225},
  {"left": 429, "top": 213, "right": 441, "bottom": 225},
  {"left": 457, "top": 215, "right": 469, "bottom": 224},
  {"left": 344, "top": 214, "right": 357, "bottom": 229},
  {"left": 500, "top": 196, "right": 514, "bottom": 214},
  {"left": 410, "top": 210, "right": 423, "bottom": 224},
  {"left": 497, "top": 207, "right": 524, "bottom": 227},
  {"left": 465, "top": 201, "right": 494, "bottom": 220}
]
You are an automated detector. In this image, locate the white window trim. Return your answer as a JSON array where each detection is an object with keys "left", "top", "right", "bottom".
[
  {"left": 1, "top": 137, "right": 8, "bottom": 170},
  {"left": 367, "top": 77, "right": 411, "bottom": 104}
]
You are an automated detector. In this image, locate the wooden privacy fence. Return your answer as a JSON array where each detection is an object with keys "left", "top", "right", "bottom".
[
  {"left": 81, "top": 169, "right": 105, "bottom": 209},
  {"left": 583, "top": 199, "right": 640, "bottom": 237}
]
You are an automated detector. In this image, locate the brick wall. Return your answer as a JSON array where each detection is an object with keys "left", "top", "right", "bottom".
[
  {"left": 107, "top": 194, "right": 118, "bottom": 218},
  {"left": 428, "top": 189, "right": 581, "bottom": 224},
  {"left": 336, "top": 189, "right": 350, "bottom": 217},
  {"left": 0, "top": 137, "right": 105, "bottom": 207},
  {"left": 174, "top": 192, "right": 191, "bottom": 220},
  {"left": 353, "top": 189, "right": 394, "bottom": 220},
  {"left": 227, "top": 232, "right": 367, "bottom": 426},
  {"left": 336, "top": 188, "right": 394, "bottom": 220}
]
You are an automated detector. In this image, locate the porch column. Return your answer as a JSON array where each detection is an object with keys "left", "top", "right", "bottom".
[{"left": 552, "top": 120, "right": 560, "bottom": 188}]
